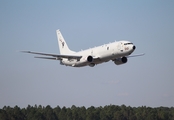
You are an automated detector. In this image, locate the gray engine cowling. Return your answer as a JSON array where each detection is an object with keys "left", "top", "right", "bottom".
[
  {"left": 114, "top": 57, "right": 128, "bottom": 65},
  {"left": 89, "top": 63, "right": 95, "bottom": 67}
]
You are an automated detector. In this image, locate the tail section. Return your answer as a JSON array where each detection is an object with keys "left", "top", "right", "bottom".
[{"left": 56, "top": 30, "right": 75, "bottom": 55}]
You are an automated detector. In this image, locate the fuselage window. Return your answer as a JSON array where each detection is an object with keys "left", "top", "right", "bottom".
[
  {"left": 107, "top": 47, "right": 109, "bottom": 50},
  {"left": 124, "top": 43, "right": 133, "bottom": 45}
]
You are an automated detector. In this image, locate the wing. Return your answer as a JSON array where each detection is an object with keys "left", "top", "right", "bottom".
[
  {"left": 21, "top": 51, "right": 82, "bottom": 60},
  {"left": 34, "top": 56, "right": 58, "bottom": 60},
  {"left": 127, "top": 53, "right": 145, "bottom": 58}
]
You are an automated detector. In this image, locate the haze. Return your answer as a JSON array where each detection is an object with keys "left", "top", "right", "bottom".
[{"left": 0, "top": 1, "right": 174, "bottom": 108}]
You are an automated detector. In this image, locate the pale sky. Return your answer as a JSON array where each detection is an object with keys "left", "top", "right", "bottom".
[{"left": 0, "top": 1, "right": 174, "bottom": 108}]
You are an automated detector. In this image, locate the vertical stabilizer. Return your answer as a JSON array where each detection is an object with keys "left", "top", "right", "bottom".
[{"left": 56, "top": 30, "right": 75, "bottom": 55}]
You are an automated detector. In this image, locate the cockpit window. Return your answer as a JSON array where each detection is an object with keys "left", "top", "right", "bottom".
[{"left": 124, "top": 43, "right": 133, "bottom": 45}]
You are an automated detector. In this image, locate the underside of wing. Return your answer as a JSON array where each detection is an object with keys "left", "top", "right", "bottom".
[
  {"left": 34, "top": 56, "right": 59, "bottom": 60},
  {"left": 22, "top": 51, "right": 82, "bottom": 60}
]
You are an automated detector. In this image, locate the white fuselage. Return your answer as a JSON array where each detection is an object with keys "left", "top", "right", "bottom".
[{"left": 61, "top": 40, "right": 135, "bottom": 67}]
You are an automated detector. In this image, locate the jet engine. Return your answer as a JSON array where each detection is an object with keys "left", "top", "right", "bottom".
[
  {"left": 89, "top": 63, "right": 95, "bottom": 67},
  {"left": 114, "top": 57, "right": 128, "bottom": 65},
  {"left": 87, "top": 56, "right": 93, "bottom": 62}
]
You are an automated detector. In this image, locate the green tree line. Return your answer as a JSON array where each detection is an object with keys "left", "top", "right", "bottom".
[{"left": 0, "top": 104, "right": 174, "bottom": 120}]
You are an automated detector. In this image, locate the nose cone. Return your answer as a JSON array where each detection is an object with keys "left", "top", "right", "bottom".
[{"left": 133, "top": 46, "right": 136, "bottom": 50}]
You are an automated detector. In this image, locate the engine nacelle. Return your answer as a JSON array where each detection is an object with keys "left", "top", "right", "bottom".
[
  {"left": 89, "top": 63, "right": 95, "bottom": 67},
  {"left": 87, "top": 56, "right": 93, "bottom": 62},
  {"left": 114, "top": 57, "right": 128, "bottom": 65}
]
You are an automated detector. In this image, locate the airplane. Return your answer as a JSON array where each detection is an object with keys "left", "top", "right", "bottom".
[{"left": 22, "top": 30, "right": 144, "bottom": 67}]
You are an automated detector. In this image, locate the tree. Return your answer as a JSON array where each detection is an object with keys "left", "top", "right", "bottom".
[
  {"left": 0, "top": 105, "right": 174, "bottom": 120},
  {"left": 53, "top": 105, "right": 61, "bottom": 119},
  {"left": 58, "top": 106, "right": 67, "bottom": 120},
  {"left": 44, "top": 105, "right": 57, "bottom": 120}
]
